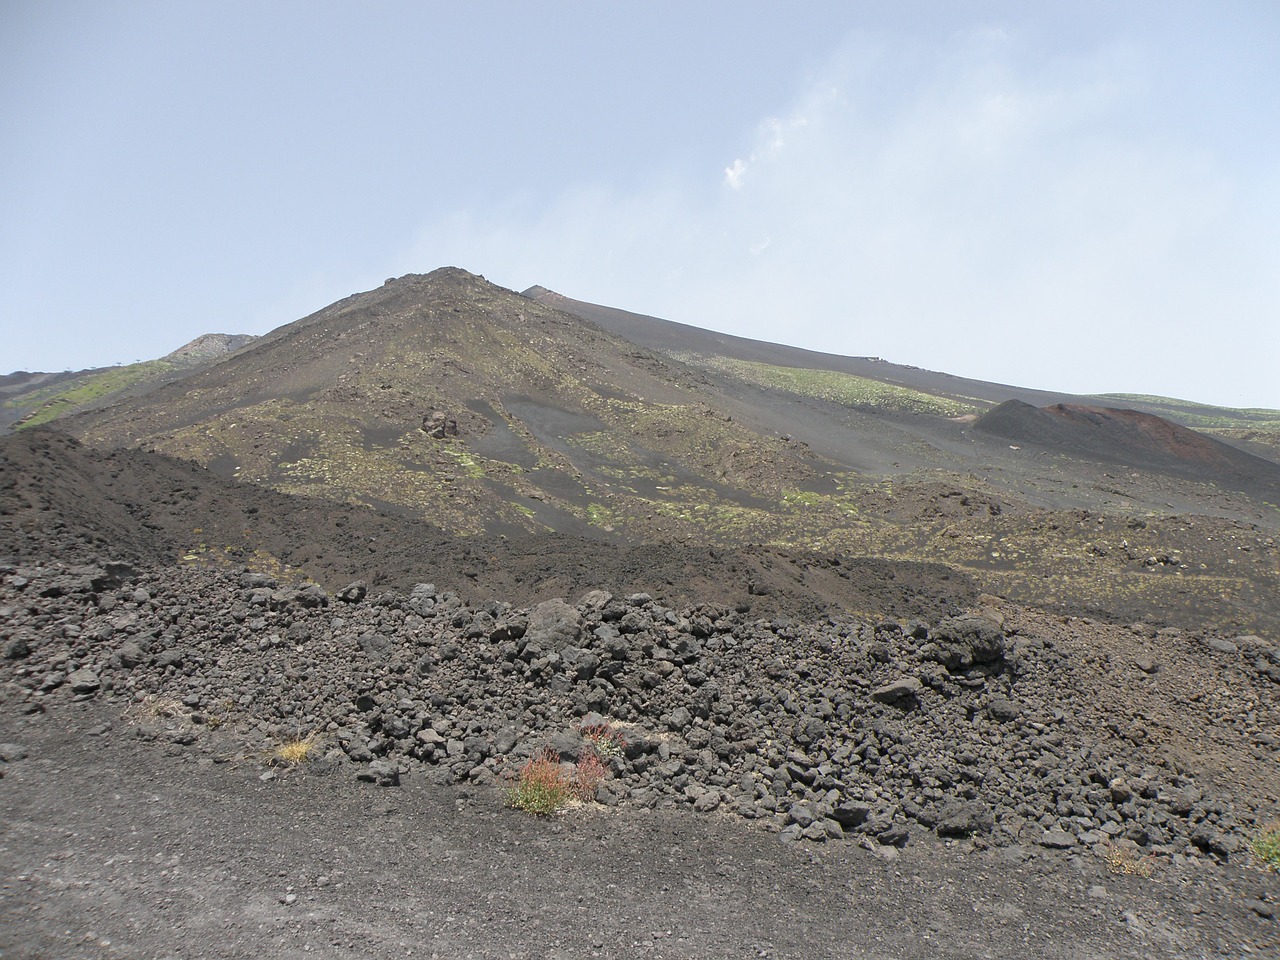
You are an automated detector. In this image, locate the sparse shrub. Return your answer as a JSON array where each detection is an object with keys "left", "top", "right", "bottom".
[
  {"left": 506, "top": 746, "right": 573, "bottom": 815},
  {"left": 1251, "top": 823, "right": 1280, "bottom": 871},
  {"left": 505, "top": 740, "right": 614, "bottom": 814},
  {"left": 572, "top": 750, "right": 608, "bottom": 801},
  {"left": 581, "top": 721, "right": 626, "bottom": 760}
]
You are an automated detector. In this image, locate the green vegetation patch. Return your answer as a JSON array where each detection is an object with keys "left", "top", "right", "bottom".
[
  {"left": 10, "top": 359, "right": 178, "bottom": 428},
  {"left": 1252, "top": 823, "right": 1280, "bottom": 870},
  {"left": 1097, "top": 394, "right": 1280, "bottom": 431},
  {"left": 687, "top": 356, "right": 983, "bottom": 417}
]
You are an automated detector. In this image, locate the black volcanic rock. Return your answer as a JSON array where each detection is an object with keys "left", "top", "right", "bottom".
[{"left": 3, "top": 557, "right": 1272, "bottom": 861}]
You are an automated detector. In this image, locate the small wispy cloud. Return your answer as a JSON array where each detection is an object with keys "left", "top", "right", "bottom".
[{"left": 723, "top": 158, "right": 747, "bottom": 189}]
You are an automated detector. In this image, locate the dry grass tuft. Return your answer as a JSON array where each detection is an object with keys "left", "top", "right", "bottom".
[
  {"left": 138, "top": 695, "right": 187, "bottom": 720},
  {"left": 270, "top": 735, "right": 320, "bottom": 767},
  {"left": 1103, "top": 842, "right": 1157, "bottom": 878}
]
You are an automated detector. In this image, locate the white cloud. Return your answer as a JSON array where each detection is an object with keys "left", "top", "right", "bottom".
[
  {"left": 724, "top": 158, "right": 747, "bottom": 189},
  {"left": 402, "top": 30, "right": 1280, "bottom": 409}
]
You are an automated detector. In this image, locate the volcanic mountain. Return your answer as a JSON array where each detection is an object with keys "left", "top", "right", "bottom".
[
  {"left": 975, "top": 400, "right": 1280, "bottom": 502},
  {"left": 30, "top": 266, "right": 1272, "bottom": 634}
]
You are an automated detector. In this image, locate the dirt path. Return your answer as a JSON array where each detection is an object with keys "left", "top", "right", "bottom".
[{"left": 2, "top": 699, "right": 1275, "bottom": 959}]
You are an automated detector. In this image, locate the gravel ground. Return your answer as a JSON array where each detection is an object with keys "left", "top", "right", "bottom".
[{"left": 2, "top": 696, "right": 1277, "bottom": 960}]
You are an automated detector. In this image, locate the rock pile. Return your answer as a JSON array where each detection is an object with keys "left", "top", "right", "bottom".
[{"left": 2, "top": 558, "right": 1274, "bottom": 860}]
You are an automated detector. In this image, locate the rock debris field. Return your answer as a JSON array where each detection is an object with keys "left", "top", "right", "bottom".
[
  {"left": 4, "top": 556, "right": 1278, "bottom": 852},
  {"left": 2, "top": 556, "right": 1280, "bottom": 956}
]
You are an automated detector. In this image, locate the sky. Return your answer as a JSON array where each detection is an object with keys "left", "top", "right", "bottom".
[{"left": 2, "top": 1, "right": 1278, "bottom": 409}]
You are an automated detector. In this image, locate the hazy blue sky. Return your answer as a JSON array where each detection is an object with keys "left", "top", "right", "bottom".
[{"left": 3, "top": 1, "right": 1278, "bottom": 407}]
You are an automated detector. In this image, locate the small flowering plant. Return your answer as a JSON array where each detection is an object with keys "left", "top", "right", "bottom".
[
  {"left": 571, "top": 751, "right": 608, "bottom": 801},
  {"left": 580, "top": 721, "right": 627, "bottom": 760},
  {"left": 505, "top": 746, "right": 572, "bottom": 815}
]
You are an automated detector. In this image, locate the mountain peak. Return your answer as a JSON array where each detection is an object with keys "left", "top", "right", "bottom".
[
  {"left": 521, "top": 284, "right": 561, "bottom": 300},
  {"left": 163, "top": 333, "right": 257, "bottom": 365},
  {"left": 381, "top": 266, "right": 490, "bottom": 288}
]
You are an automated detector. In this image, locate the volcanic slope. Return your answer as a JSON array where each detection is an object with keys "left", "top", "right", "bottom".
[
  {"left": 523, "top": 284, "right": 1076, "bottom": 408},
  {"left": 68, "top": 269, "right": 856, "bottom": 540},
  {"left": 526, "top": 285, "right": 1280, "bottom": 472},
  {"left": 976, "top": 401, "right": 1280, "bottom": 503}
]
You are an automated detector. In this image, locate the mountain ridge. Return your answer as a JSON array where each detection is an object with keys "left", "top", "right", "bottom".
[{"left": 1, "top": 330, "right": 256, "bottom": 432}]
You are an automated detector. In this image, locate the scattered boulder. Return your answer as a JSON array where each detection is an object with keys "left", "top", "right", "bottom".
[
  {"left": 1039, "top": 829, "right": 1076, "bottom": 849},
  {"left": 422, "top": 411, "right": 459, "bottom": 438},
  {"left": 338, "top": 581, "right": 368, "bottom": 603},
  {"left": 524, "top": 598, "right": 582, "bottom": 651},
  {"left": 66, "top": 668, "right": 100, "bottom": 695},
  {"left": 986, "top": 697, "right": 1019, "bottom": 721},
  {"left": 925, "top": 615, "right": 1005, "bottom": 671},
  {"left": 870, "top": 677, "right": 922, "bottom": 704},
  {"left": 116, "top": 641, "right": 145, "bottom": 668},
  {"left": 155, "top": 649, "right": 184, "bottom": 669},
  {"left": 357, "top": 759, "right": 401, "bottom": 786},
  {"left": 694, "top": 792, "right": 722, "bottom": 813}
]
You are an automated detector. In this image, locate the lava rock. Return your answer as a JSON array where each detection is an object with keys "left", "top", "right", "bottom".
[
  {"left": 935, "top": 800, "right": 994, "bottom": 837},
  {"left": 0, "top": 743, "right": 29, "bottom": 762},
  {"left": 925, "top": 615, "right": 1006, "bottom": 670},
  {"left": 357, "top": 759, "right": 401, "bottom": 786},
  {"left": 870, "top": 677, "right": 922, "bottom": 704},
  {"left": 66, "top": 668, "right": 101, "bottom": 694},
  {"left": 1039, "top": 829, "right": 1076, "bottom": 849},
  {"left": 116, "top": 641, "right": 146, "bottom": 668},
  {"left": 338, "top": 581, "right": 368, "bottom": 603},
  {"left": 986, "top": 697, "right": 1019, "bottom": 721},
  {"left": 524, "top": 598, "right": 582, "bottom": 651}
]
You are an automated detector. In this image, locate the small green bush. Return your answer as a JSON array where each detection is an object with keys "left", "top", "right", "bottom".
[
  {"left": 1251, "top": 823, "right": 1280, "bottom": 870},
  {"left": 506, "top": 747, "right": 572, "bottom": 815}
]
